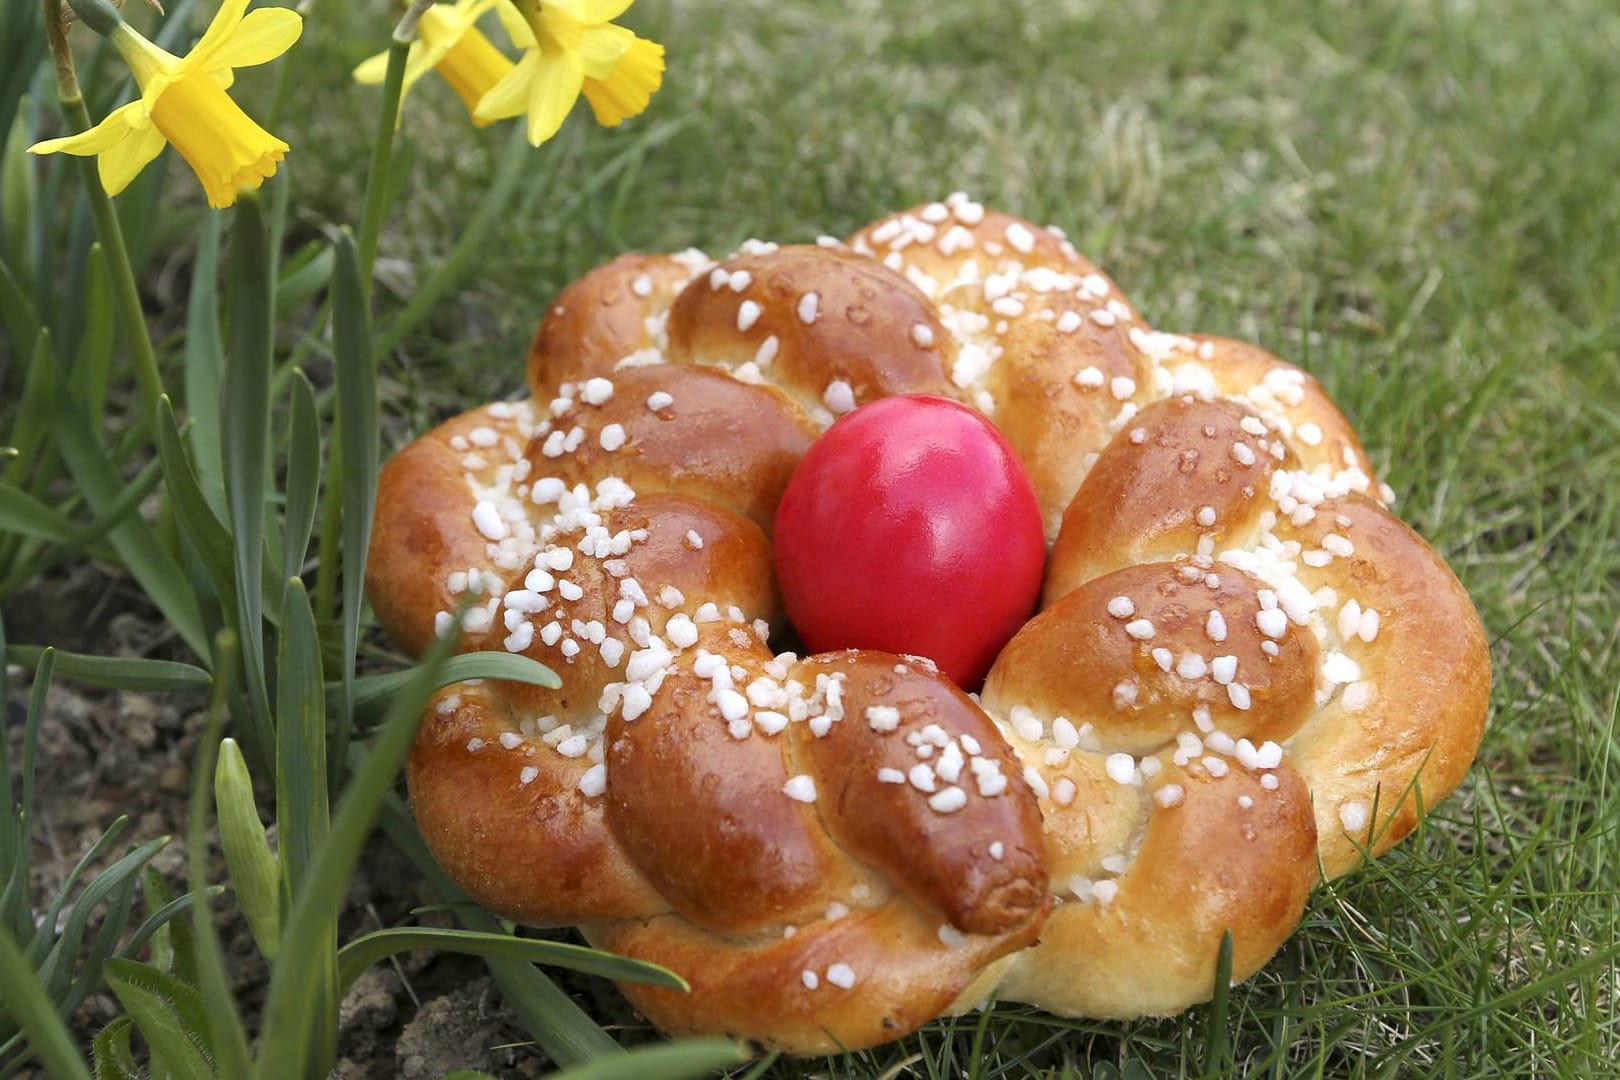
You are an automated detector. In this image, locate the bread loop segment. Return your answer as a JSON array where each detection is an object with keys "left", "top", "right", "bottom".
[
  {"left": 368, "top": 195, "right": 1490, "bottom": 1050},
  {"left": 370, "top": 224, "right": 1055, "bottom": 1054}
]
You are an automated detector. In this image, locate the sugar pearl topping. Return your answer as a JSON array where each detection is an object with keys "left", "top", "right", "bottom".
[{"left": 404, "top": 200, "right": 1461, "bottom": 1007}]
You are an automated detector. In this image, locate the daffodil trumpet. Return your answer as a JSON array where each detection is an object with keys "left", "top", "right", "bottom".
[
  {"left": 30, "top": 0, "right": 302, "bottom": 209},
  {"left": 355, "top": 0, "right": 516, "bottom": 127},
  {"left": 477, "top": 0, "right": 666, "bottom": 146}
]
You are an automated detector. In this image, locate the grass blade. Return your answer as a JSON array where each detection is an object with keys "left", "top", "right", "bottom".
[
  {"left": 331, "top": 228, "right": 378, "bottom": 802},
  {"left": 378, "top": 799, "right": 622, "bottom": 1064},
  {"left": 224, "top": 194, "right": 275, "bottom": 765},
  {"left": 544, "top": 1040, "right": 749, "bottom": 1080},
  {"left": 187, "top": 630, "right": 253, "bottom": 1078},
  {"left": 118, "top": 884, "right": 221, "bottom": 965},
  {"left": 138, "top": 869, "right": 176, "bottom": 979},
  {"left": 0, "top": 462, "right": 166, "bottom": 597},
  {"left": 271, "top": 577, "right": 339, "bottom": 1068},
  {"left": 20, "top": 648, "right": 53, "bottom": 898},
  {"left": 183, "top": 211, "right": 225, "bottom": 511},
  {"left": 336, "top": 928, "right": 688, "bottom": 996},
  {"left": 274, "top": 242, "right": 333, "bottom": 317},
  {"left": 44, "top": 335, "right": 207, "bottom": 657},
  {"left": 1, "top": 97, "right": 37, "bottom": 295},
  {"left": 0, "top": 484, "right": 110, "bottom": 552},
  {"left": 2, "top": 645, "right": 211, "bottom": 693},
  {"left": 61, "top": 868, "right": 141, "bottom": 1018},
  {"left": 0, "top": 449, "right": 158, "bottom": 542},
  {"left": 1, "top": 317, "right": 54, "bottom": 490},
  {"left": 347, "top": 652, "right": 560, "bottom": 723},
  {"left": 373, "top": 124, "right": 529, "bottom": 356},
  {"left": 275, "top": 577, "right": 329, "bottom": 898},
  {"left": 267, "top": 165, "right": 291, "bottom": 286},
  {"left": 34, "top": 835, "right": 169, "bottom": 1005},
  {"left": 1202, "top": 930, "right": 1233, "bottom": 1079},
  {"left": 72, "top": 244, "right": 114, "bottom": 425},
  {"left": 0, "top": 255, "right": 40, "bottom": 367},
  {"left": 154, "top": 395, "right": 235, "bottom": 598},
  {"left": 28, "top": 816, "right": 128, "bottom": 969},
  {"left": 0, "top": 927, "right": 92, "bottom": 1080},
  {"left": 256, "top": 616, "right": 456, "bottom": 1080},
  {"left": 0, "top": 637, "right": 46, "bottom": 946},
  {"left": 282, "top": 369, "right": 321, "bottom": 583},
  {"left": 0, "top": 613, "right": 14, "bottom": 917}
]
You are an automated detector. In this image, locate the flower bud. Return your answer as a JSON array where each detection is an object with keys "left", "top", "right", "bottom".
[
  {"left": 64, "top": 0, "right": 127, "bottom": 37},
  {"left": 214, "top": 737, "right": 281, "bottom": 959}
]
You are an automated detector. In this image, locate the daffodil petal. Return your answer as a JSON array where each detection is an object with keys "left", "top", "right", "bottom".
[
  {"left": 577, "top": 0, "right": 636, "bottom": 23},
  {"left": 353, "top": 42, "right": 436, "bottom": 113},
  {"left": 353, "top": 50, "right": 390, "bottom": 84},
  {"left": 434, "top": 26, "right": 516, "bottom": 120},
  {"left": 28, "top": 101, "right": 145, "bottom": 156},
  {"left": 582, "top": 35, "right": 663, "bottom": 126},
  {"left": 112, "top": 25, "right": 179, "bottom": 89},
  {"left": 411, "top": 10, "right": 463, "bottom": 76},
  {"left": 543, "top": 0, "right": 593, "bottom": 22},
  {"left": 494, "top": 2, "right": 536, "bottom": 48},
  {"left": 97, "top": 121, "right": 167, "bottom": 196},
  {"left": 113, "top": 28, "right": 185, "bottom": 116},
  {"left": 524, "top": 49, "right": 585, "bottom": 146},
  {"left": 403, "top": 43, "right": 448, "bottom": 88},
  {"left": 204, "top": 8, "right": 302, "bottom": 73},
  {"left": 215, "top": 67, "right": 235, "bottom": 89},
  {"left": 474, "top": 50, "right": 539, "bottom": 122},
  {"left": 190, "top": 0, "right": 253, "bottom": 69},
  {"left": 572, "top": 22, "right": 633, "bottom": 80}
]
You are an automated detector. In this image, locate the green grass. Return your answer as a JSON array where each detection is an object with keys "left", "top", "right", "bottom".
[{"left": 23, "top": 0, "right": 1620, "bottom": 1074}]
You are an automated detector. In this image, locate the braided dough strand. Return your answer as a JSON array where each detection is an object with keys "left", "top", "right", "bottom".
[{"left": 367, "top": 195, "right": 1489, "bottom": 1050}]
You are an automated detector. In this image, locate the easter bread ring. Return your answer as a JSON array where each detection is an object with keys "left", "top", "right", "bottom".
[{"left": 366, "top": 195, "right": 1490, "bottom": 1050}]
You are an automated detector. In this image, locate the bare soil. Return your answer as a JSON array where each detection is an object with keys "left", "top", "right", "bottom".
[{"left": 3, "top": 564, "right": 577, "bottom": 1078}]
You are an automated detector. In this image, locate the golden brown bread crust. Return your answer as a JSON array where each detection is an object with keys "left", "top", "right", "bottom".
[
  {"left": 666, "top": 246, "right": 955, "bottom": 421},
  {"left": 1277, "top": 494, "right": 1491, "bottom": 876},
  {"left": 788, "top": 653, "right": 1048, "bottom": 937},
  {"left": 1044, "top": 397, "right": 1289, "bottom": 596},
  {"left": 526, "top": 252, "right": 699, "bottom": 399},
  {"left": 990, "top": 562, "right": 1320, "bottom": 758},
  {"left": 522, "top": 364, "right": 818, "bottom": 535},
  {"left": 584, "top": 897, "right": 1039, "bottom": 1055},
  {"left": 994, "top": 760, "right": 1318, "bottom": 1017},
  {"left": 366, "top": 193, "right": 1491, "bottom": 1050},
  {"left": 603, "top": 661, "right": 865, "bottom": 936},
  {"left": 406, "top": 683, "right": 664, "bottom": 924}
]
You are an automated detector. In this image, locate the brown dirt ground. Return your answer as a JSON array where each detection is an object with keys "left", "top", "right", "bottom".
[{"left": 3, "top": 562, "right": 639, "bottom": 1078}]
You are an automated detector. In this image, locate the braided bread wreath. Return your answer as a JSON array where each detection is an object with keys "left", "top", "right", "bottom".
[{"left": 366, "top": 195, "right": 1490, "bottom": 1054}]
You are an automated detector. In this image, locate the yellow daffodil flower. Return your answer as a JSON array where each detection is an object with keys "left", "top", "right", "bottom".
[
  {"left": 30, "top": 1, "right": 301, "bottom": 208},
  {"left": 478, "top": 0, "right": 664, "bottom": 146},
  {"left": 354, "top": 0, "right": 515, "bottom": 127}
]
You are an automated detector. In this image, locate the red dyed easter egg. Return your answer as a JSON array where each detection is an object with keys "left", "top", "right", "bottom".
[{"left": 773, "top": 394, "right": 1046, "bottom": 688}]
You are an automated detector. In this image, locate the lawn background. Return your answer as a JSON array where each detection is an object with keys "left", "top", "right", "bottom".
[{"left": 22, "top": 0, "right": 1620, "bottom": 1074}]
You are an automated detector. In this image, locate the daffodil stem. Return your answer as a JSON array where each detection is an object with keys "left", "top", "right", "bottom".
[
  {"left": 43, "top": 0, "right": 162, "bottom": 424},
  {"left": 373, "top": 124, "right": 531, "bottom": 356},
  {"left": 42, "top": 0, "right": 80, "bottom": 97},
  {"left": 58, "top": 91, "right": 165, "bottom": 428},
  {"left": 322, "top": 9, "right": 417, "bottom": 625},
  {"left": 355, "top": 36, "right": 413, "bottom": 306}
]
